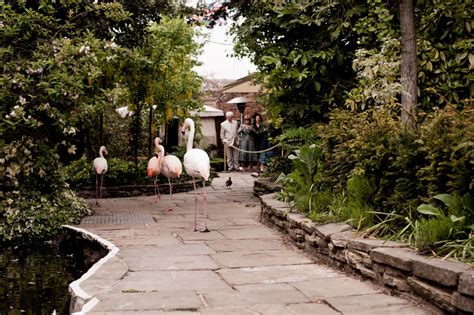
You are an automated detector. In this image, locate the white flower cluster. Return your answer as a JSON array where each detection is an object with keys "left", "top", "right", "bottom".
[
  {"left": 26, "top": 67, "right": 44, "bottom": 75},
  {"left": 78, "top": 41, "right": 98, "bottom": 62},
  {"left": 7, "top": 101, "right": 25, "bottom": 120},
  {"left": 79, "top": 44, "right": 91, "bottom": 54},
  {"left": 63, "top": 126, "right": 77, "bottom": 135},
  {"left": 104, "top": 41, "right": 117, "bottom": 50}
]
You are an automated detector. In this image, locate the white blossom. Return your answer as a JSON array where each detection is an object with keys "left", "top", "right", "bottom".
[
  {"left": 63, "top": 126, "right": 77, "bottom": 135},
  {"left": 79, "top": 45, "right": 90, "bottom": 54},
  {"left": 19, "top": 96, "right": 26, "bottom": 105},
  {"left": 67, "top": 145, "right": 77, "bottom": 155}
]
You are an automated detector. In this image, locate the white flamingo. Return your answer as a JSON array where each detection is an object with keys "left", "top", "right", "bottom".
[
  {"left": 181, "top": 118, "right": 211, "bottom": 232},
  {"left": 158, "top": 140, "right": 183, "bottom": 211},
  {"left": 93, "top": 146, "right": 108, "bottom": 207},
  {"left": 148, "top": 137, "right": 162, "bottom": 203}
]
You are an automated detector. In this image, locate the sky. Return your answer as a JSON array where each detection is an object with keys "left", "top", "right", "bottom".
[{"left": 192, "top": 16, "right": 257, "bottom": 80}]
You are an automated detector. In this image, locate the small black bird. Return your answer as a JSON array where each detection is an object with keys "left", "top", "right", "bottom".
[{"left": 225, "top": 177, "right": 232, "bottom": 189}]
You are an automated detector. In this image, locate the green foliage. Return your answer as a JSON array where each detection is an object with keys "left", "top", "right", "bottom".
[
  {"left": 416, "top": 0, "right": 473, "bottom": 108},
  {"left": 415, "top": 215, "right": 460, "bottom": 253},
  {"left": 0, "top": 1, "right": 205, "bottom": 242},
  {"left": 347, "top": 39, "right": 402, "bottom": 111},
  {"left": 276, "top": 107, "right": 472, "bottom": 261},
  {"left": 418, "top": 107, "right": 474, "bottom": 196},
  {"left": 226, "top": 1, "right": 368, "bottom": 127},
  {"left": 277, "top": 144, "right": 324, "bottom": 213},
  {"left": 274, "top": 127, "right": 317, "bottom": 154},
  {"left": 210, "top": 158, "right": 225, "bottom": 172},
  {"left": 65, "top": 156, "right": 153, "bottom": 188}
]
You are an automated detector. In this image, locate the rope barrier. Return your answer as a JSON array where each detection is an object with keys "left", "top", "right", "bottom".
[{"left": 228, "top": 143, "right": 280, "bottom": 154}]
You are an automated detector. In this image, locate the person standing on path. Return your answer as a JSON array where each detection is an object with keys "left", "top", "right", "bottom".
[
  {"left": 220, "top": 111, "right": 240, "bottom": 171},
  {"left": 237, "top": 115, "right": 258, "bottom": 172},
  {"left": 252, "top": 113, "right": 265, "bottom": 175}
]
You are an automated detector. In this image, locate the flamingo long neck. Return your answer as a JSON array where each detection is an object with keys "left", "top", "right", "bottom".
[
  {"left": 99, "top": 147, "right": 105, "bottom": 158},
  {"left": 158, "top": 145, "right": 165, "bottom": 158},
  {"left": 186, "top": 121, "right": 194, "bottom": 152}
]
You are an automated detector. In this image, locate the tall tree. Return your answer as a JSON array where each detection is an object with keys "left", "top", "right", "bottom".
[
  {"left": 399, "top": 0, "right": 417, "bottom": 129},
  {"left": 214, "top": 1, "right": 369, "bottom": 128}
]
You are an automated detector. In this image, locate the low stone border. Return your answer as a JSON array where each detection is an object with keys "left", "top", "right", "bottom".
[
  {"left": 75, "top": 180, "right": 203, "bottom": 198},
  {"left": 63, "top": 225, "right": 120, "bottom": 315},
  {"left": 259, "top": 192, "right": 474, "bottom": 314},
  {"left": 253, "top": 177, "right": 282, "bottom": 196}
]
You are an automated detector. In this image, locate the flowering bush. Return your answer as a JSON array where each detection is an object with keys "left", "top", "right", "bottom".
[{"left": 0, "top": 3, "right": 125, "bottom": 242}]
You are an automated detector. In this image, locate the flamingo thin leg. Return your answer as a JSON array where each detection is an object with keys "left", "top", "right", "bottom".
[
  {"left": 193, "top": 178, "right": 198, "bottom": 232},
  {"left": 154, "top": 177, "right": 160, "bottom": 203},
  {"left": 167, "top": 178, "right": 173, "bottom": 211},
  {"left": 95, "top": 174, "right": 100, "bottom": 207},
  {"left": 201, "top": 180, "right": 210, "bottom": 233},
  {"left": 100, "top": 175, "right": 104, "bottom": 204}
]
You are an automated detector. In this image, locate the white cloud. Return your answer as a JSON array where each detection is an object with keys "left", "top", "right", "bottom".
[{"left": 194, "top": 22, "right": 256, "bottom": 80}]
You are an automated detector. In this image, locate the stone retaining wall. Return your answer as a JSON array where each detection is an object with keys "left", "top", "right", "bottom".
[{"left": 259, "top": 192, "right": 474, "bottom": 314}]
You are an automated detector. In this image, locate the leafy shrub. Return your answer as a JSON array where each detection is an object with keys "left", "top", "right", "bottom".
[
  {"left": 415, "top": 215, "right": 459, "bottom": 253},
  {"left": 274, "top": 127, "right": 318, "bottom": 155},
  {"left": 210, "top": 158, "right": 225, "bottom": 172},
  {"left": 417, "top": 107, "right": 474, "bottom": 197},
  {"left": 1, "top": 137, "right": 89, "bottom": 242},
  {"left": 339, "top": 176, "right": 375, "bottom": 229},
  {"left": 0, "top": 190, "right": 89, "bottom": 242},
  {"left": 65, "top": 156, "right": 150, "bottom": 188},
  {"left": 65, "top": 151, "right": 218, "bottom": 188},
  {"left": 277, "top": 144, "right": 323, "bottom": 213},
  {"left": 267, "top": 127, "right": 317, "bottom": 178},
  {"left": 277, "top": 106, "right": 472, "bottom": 262}
]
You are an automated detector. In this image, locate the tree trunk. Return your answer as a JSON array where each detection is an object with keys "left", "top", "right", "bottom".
[
  {"left": 399, "top": 0, "right": 417, "bottom": 129},
  {"left": 148, "top": 105, "right": 153, "bottom": 157},
  {"left": 99, "top": 112, "right": 104, "bottom": 145}
]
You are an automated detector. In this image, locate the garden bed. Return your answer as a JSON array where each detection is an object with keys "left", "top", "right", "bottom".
[
  {"left": 255, "top": 181, "right": 473, "bottom": 314},
  {"left": 75, "top": 180, "right": 205, "bottom": 199}
]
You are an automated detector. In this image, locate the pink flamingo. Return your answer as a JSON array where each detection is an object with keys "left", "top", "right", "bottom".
[
  {"left": 93, "top": 146, "right": 108, "bottom": 207},
  {"left": 148, "top": 137, "right": 162, "bottom": 203},
  {"left": 158, "top": 140, "right": 183, "bottom": 211},
  {"left": 181, "top": 118, "right": 211, "bottom": 232}
]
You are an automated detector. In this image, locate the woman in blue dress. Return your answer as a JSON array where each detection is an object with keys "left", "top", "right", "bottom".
[
  {"left": 237, "top": 115, "right": 258, "bottom": 171},
  {"left": 252, "top": 113, "right": 273, "bottom": 176}
]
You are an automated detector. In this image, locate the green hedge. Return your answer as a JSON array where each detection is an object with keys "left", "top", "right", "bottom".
[
  {"left": 65, "top": 155, "right": 221, "bottom": 188},
  {"left": 277, "top": 106, "right": 473, "bottom": 262}
]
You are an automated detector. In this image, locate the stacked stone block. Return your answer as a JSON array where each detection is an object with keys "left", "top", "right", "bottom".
[{"left": 259, "top": 192, "right": 474, "bottom": 314}]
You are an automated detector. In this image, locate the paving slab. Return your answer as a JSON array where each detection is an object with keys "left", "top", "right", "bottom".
[
  {"left": 205, "top": 239, "right": 285, "bottom": 252},
  {"left": 122, "top": 254, "right": 218, "bottom": 271},
  {"left": 211, "top": 250, "right": 312, "bottom": 268},
  {"left": 326, "top": 293, "right": 414, "bottom": 313},
  {"left": 287, "top": 303, "right": 340, "bottom": 315},
  {"left": 218, "top": 228, "right": 279, "bottom": 240},
  {"left": 292, "top": 276, "right": 381, "bottom": 300},
  {"left": 76, "top": 172, "right": 433, "bottom": 314},
  {"left": 90, "top": 312, "right": 197, "bottom": 315},
  {"left": 119, "top": 244, "right": 216, "bottom": 256},
  {"left": 113, "top": 270, "right": 233, "bottom": 292},
  {"left": 177, "top": 231, "right": 227, "bottom": 241},
  {"left": 218, "top": 264, "right": 342, "bottom": 285},
  {"left": 202, "top": 289, "right": 309, "bottom": 307},
  {"left": 92, "top": 291, "right": 202, "bottom": 312}
]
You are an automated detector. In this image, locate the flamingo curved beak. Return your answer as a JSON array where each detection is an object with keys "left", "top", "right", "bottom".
[{"left": 181, "top": 126, "right": 186, "bottom": 135}]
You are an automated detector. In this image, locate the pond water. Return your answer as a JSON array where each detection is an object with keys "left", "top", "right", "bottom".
[{"left": 0, "top": 233, "right": 104, "bottom": 315}]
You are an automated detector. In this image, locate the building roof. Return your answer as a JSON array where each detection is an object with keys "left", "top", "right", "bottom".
[
  {"left": 221, "top": 73, "right": 262, "bottom": 94},
  {"left": 191, "top": 105, "right": 224, "bottom": 118}
]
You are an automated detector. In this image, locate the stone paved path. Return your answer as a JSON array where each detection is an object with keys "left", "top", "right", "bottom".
[{"left": 77, "top": 172, "right": 435, "bottom": 314}]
